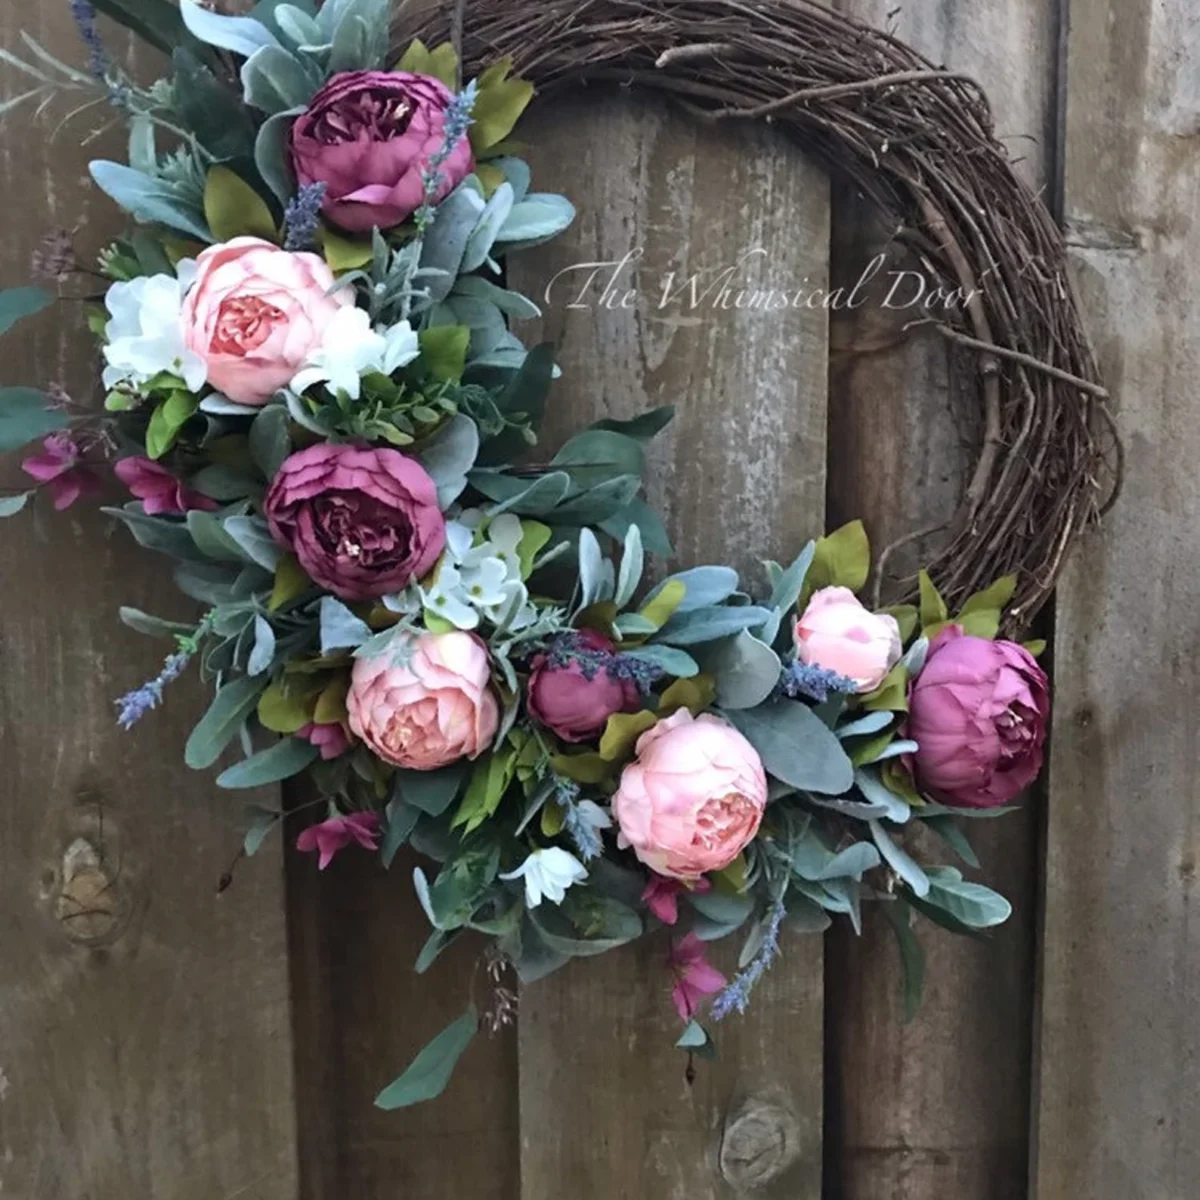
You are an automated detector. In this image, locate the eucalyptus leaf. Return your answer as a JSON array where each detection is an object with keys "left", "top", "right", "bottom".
[
  {"left": 374, "top": 1008, "right": 478, "bottom": 1110},
  {"left": 255, "top": 107, "right": 303, "bottom": 203},
  {"left": 104, "top": 506, "right": 209, "bottom": 562},
  {"left": 0, "top": 286, "right": 52, "bottom": 336},
  {"left": 217, "top": 736, "right": 318, "bottom": 788},
  {"left": 0, "top": 387, "right": 68, "bottom": 451},
  {"left": 706, "top": 631, "right": 781, "bottom": 710}
]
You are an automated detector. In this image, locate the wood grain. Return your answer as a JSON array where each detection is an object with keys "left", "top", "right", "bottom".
[
  {"left": 1035, "top": 0, "right": 1200, "bottom": 1195},
  {"left": 824, "top": 2, "right": 1055, "bottom": 1196},
  {"left": 0, "top": 9, "right": 297, "bottom": 1199},
  {"left": 510, "top": 90, "right": 830, "bottom": 1200}
]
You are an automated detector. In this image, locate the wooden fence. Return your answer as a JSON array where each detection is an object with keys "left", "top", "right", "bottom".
[{"left": 1, "top": 1, "right": 1196, "bottom": 1197}]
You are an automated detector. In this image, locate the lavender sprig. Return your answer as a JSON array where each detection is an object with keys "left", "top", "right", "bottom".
[
  {"left": 711, "top": 896, "right": 787, "bottom": 1021},
  {"left": 413, "top": 81, "right": 478, "bottom": 233},
  {"left": 544, "top": 632, "right": 664, "bottom": 695},
  {"left": 115, "top": 617, "right": 211, "bottom": 731},
  {"left": 778, "top": 661, "right": 858, "bottom": 704},
  {"left": 283, "top": 182, "right": 327, "bottom": 252},
  {"left": 69, "top": 0, "right": 111, "bottom": 86}
]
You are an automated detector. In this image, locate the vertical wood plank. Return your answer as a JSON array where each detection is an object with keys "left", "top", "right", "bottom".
[
  {"left": 0, "top": 10, "right": 297, "bottom": 1199},
  {"left": 825, "top": 2, "right": 1056, "bottom": 1196},
  {"left": 511, "top": 91, "right": 830, "bottom": 1200},
  {"left": 1036, "top": 0, "right": 1200, "bottom": 1194}
]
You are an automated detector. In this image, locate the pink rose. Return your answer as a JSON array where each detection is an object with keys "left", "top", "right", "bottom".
[
  {"left": 907, "top": 626, "right": 1050, "bottom": 809},
  {"left": 113, "top": 456, "right": 217, "bottom": 516},
  {"left": 180, "top": 237, "right": 350, "bottom": 405},
  {"left": 347, "top": 631, "right": 500, "bottom": 770},
  {"left": 612, "top": 710, "right": 768, "bottom": 881},
  {"left": 289, "top": 71, "right": 475, "bottom": 233},
  {"left": 264, "top": 443, "right": 446, "bottom": 601},
  {"left": 794, "top": 586, "right": 902, "bottom": 692},
  {"left": 527, "top": 630, "right": 641, "bottom": 743}
]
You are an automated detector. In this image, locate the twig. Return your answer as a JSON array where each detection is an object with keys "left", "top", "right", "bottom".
[
  {"left": 936, "top": 325, "right": 1110, "bottom": 399},
  {"left": 655, "top": 42, "right": 738, "bottom": 68}
]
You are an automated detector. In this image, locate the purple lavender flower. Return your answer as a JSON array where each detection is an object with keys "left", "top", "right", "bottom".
[
  {"left": 69, "top": 0, "right": 112, "bottom": 87},
  {"left": 711, "top": 896, "right": 787, "bottom": 1021},
  {"left": 779, "top": 661, "right": 858, "bottom": 704},
  {"left": 283, "top": 182, "right": 327, "bottom": 252}
]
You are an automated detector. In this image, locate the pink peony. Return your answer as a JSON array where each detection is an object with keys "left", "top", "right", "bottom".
[
  {"left": 297, "top": 721, "right": 352, "bottom": 761},
  {"left": 527, "top": 630, "right": 641, "bottom": 743},
  {"left": 289, "top": 71, "right": 475, "bottom": 233},
  {"left": 347, "top": 631, "right": 499, "bottom": 770},
  {"left": 21, "top": 434, "right": 102, "bottom": 510},
  {"left": 794, "top": 586, "right": 902, "bottom": 693},
  {"left": 612, "top": 710, "right": 768, "bottom": 881},
  {"left": 180, "top": 237, "right": 350, "bottom": 405},
  {"left": 668, "top": 932, "right": 726, "bottom": 1022},
  {"left": 113, "top": 456, "right": 217, "bottom": 516},
  {"left": 296, "top": 811, "right": 381, "bottom": 870},
  {"left": 264, "top": 443, "right": 446, "bottom": 601},
  {"left": 907, "top": 625, "right": 1050, "bottom": 809}
]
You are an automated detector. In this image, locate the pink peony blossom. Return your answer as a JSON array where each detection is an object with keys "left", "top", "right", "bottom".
[
  {"left": 297, "top": 721, "right": 352, "bottom": 761},
  {"left": 642, "top": 873, "right": 711, "bottom": 926},
  {"left": 113, "top": 456, "right": 217, "bottom": 516},
  {"left": 21, "top": 434, "right": 102, "bottom": 510},
  {"left": 612, "top": 709, "right": 768, "bottom": 882},
  {"left": 289, "top": 71, "right": 475, "bottom": 233},
  {"left": 907, "top": 625, "right": 1050, "bottom": 808},
  {"left": 296, "top": 811, "right": 381, "bottom": 870},
  {"left": 180, "top": 237, "right": 350, "bottom": 405},
  {"left": 527, "top": 629, "right": 641, "bottom": 743},
  {"left": 264, "top": 443, "right": 446, "bottom": 601},
  {"left": 794, "top": 586, "right": 902, "bottom": 693},
  {"left": 347, "top": 631, "right": 499, "bottom": 770},
  {"left": 668, "top": 932, "right": 726, "bottom": 1022}
]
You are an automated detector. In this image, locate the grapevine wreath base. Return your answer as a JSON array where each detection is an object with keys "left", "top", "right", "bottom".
[{"left": 0, "top": 0, "right": 1103, "bottom": 1104}]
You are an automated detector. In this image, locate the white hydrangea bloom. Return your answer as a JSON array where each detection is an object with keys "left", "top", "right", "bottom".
[
  {"left": 102, "top": 260, "right": 207, "bottom": 393},
  {"left": 393, "top": 511, "right": 541, "bottom": 632},
  {"left": 290, "top": 308, "right": 420, "bottom": 400},
  {"left": 500, "top": 847, "right": 588, "bottom": 908}
]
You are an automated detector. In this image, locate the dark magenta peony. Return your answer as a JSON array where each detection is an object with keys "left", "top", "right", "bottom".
[
  {"left": 289, "top": 70, "right": 475, "bottom": 233},
  {"left": 527, "top": 630, "right": 642, "bottom": 744},
  {"left": 907, "top": 626, "right": 1050, "bottom": 809},
  {"left": 264, "top": 444, "right": 445, "bottom": 601}
]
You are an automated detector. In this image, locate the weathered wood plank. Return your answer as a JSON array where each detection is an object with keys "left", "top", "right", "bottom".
[
  {"left": 0, "top": 10, "right": 297, "bottom": 1199},
  {"left": 825, "top": 1, "right": 1055, "bottom": 1195},
  {"left": 511, "top": 90, "right": 830, "bottom": 1200},
  {"left": 1035, "top": 0, "right": 1200, "bottom": 1195}
]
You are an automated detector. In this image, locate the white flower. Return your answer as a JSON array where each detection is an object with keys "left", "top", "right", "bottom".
[
  {"left": 421, "top": 562, "right": 480, "bottom": 629},
  {"left": 290, "top": 308, "right": 419, "bottom": 400},
  {"left": 500, "top": 847, "right": 588, "bottom": 909},
  {"left": 102, "top": 260, "right": 206, "bottom": 393}
]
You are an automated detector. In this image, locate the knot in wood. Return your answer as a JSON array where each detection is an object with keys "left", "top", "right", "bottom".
[
  {"left": 718, "top": 1096, "right": 801, "bottom": 1189},
  {"left": 54, "top": 837, "right": 124, "bottom": 945}
]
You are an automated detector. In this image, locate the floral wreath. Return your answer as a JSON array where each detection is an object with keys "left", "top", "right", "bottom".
[{"left": 2, "top": 0, "right": 1054, "bottom": 1106}]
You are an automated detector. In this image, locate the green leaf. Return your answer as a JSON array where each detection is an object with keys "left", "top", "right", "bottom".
[
  {"left": 925, "top": 868, "right": 1012, "bottom": 928},
  {"left": 551, "top": 429, "right": 645, "bottom": 489},
  {"left": 862, "top": 663, "right": 909, "bottom": 713},
  {"left": 676, "top": 1020, "right": 709, "bottom": 1050},
  {"left": 92, "top": 0, "right": 193, "bottom": 56},
  {"left": 921, "top": 815, "right": 981, "bottom": 869},
  {"left": 0, "top": 387, "right": 67, "bottom": 451},
  {"left": 89, "top": 161, "right": 211, "bottom": 241},
  {"left": 268, "top": 554, "right": 311, "bottom": 611},
  {"left": 243, "top": 805, "right": 280, "bottom": 856},
  {"left": 204, "top": 165, "right": 278, "bottom": 243},
  {"left": 418, "top": 324, "right": 471, "bottom": 382},
  {"left": 599, "top": 710, "right": 658, "bottom": 762},
  {"left": 883, "top": 604, "right": 920, "bottom": 643},
  {"left": 394, "top": 763, "right": 470, "bottom": 817},
  {"left": 805, "top": 520, "right": 871, "bottom": 599},
  {"left": 257, "top": 677, "right": 319, "bottom": 733},
  {"left": 469, "top": 60, "right": 534, "bottom": 154},
  {"left": 0, "top": 491, "right": 31, "bottom": 517},
  {"left": 452, "top": 750, "right": 516, "bottom": 834},
  {"left": 396, "top": 38, "right": 458, "bottom": 88},
  {"left": 104, "top": 505, "right": 210, "bottom": 561},
  {"left": 516, "top": 519, "right": 552, "bottom": 580},
  {"left": 217, "top": 737, "right": 319, "bottom": 788},
  {"left": 638, "top": 578, "right": 687, "bottom": 631},
  {"left": 0, "top": 287, "right": 52, "bottom": 337},
  {"left": 319, "top": 224, "right": 374, "bottom": 272},
  {"left": 249, "top": 404, "right": 292, "bottom": 479},
  {"left": 868, "top": 820, "right": 930, "bottom": 897},
  {"left": 146, "top": 391, "right": 199, "bottom": 459},
  {"left": 381, "top": 798, "right": 421, "bottom": 868},
  {"left": 1023, "top": 638, "right": 1047, "bottom": 658},
  {"left": 172, "top": 47, "right": 257, "bottom": 160},
  {"left": 918, "top": 570, "right": 949, "bottom": 630},
  {"left": 724, "top": 700, "right": 854, "bottom": 796},
  {"left": 185, "top": 676, "right": 269, "bottom": 769},
  {"left": 881, "top": 898, "right": 926, "bottom": 1021},
  {"left": 374, "top": 1008, "right": 477, "bottom": 1110},
  {"left": 960, "top": 575, "right": 1018, "bottom": 618},
  {"left": 529, "top": 893, "right": 643, "bottom": 957}
]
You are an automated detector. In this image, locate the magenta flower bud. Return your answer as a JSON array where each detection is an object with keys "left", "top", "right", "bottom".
[
  {"left": 264, "top": 443, "right": 446, "bottom": 602},
  {"left": 289, "top": 71, "right": 475, "bottom": 233},
  {"left": 908, "top": 626, "right": 1050, "bottom": 809},
  {"left": 526, "top": 629, "right": 641, "bottom": 743}
]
